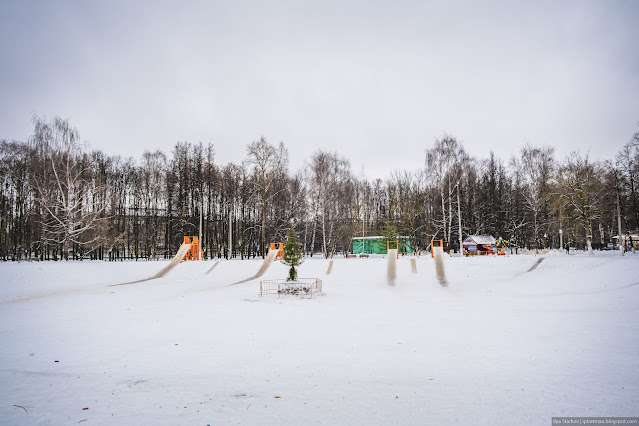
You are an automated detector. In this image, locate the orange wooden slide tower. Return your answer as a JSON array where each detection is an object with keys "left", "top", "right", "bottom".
[
  {"left": 182, "top": 236, "right": 203, "bottom": 261},
  {"left": 270, "top": 242, "right": 285, "bottom": 260}
]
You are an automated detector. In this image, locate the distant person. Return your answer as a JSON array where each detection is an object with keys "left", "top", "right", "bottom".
[{"left": 565, "top": 243, "right": 570, "bottom": 254}]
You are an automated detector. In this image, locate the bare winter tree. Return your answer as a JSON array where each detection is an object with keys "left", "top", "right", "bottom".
[
  {"left": 1, "top": 113, "right": 635, "bottom": 260},
  {"left": 554, "top": 152, "right": 604, "bottom": 255},
  {"left": 246, "top": 137, "right": 287, "bottom": 257},
  {"left": 307, "top": 150, "right": 354, "bottom": 258},
  {"left": 515, "top": 145, "right": 555, "bottom": 248},
  {"left": 29, "top": 116, "right": 108, "bottom": 260},
  {"left": 425, "top": 135, "right": 469, "bottom": 249},
  {"left": 140, "top": 150, "right": 167, "bottom": 258},
  {"left": 387, "top": 170, "right": 426, "bottom": 252},
  {"left": 0, "top": 140, "right": 35, "bottom": 260},
  {"left": 615, "top": 138, "right": 639, "bottom": 230}
]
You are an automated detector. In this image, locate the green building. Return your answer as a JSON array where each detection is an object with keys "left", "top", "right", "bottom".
[{"left": 351, "top": 236, "right": 415, "bottom": 254}]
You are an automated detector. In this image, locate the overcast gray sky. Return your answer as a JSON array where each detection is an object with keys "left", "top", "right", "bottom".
[{"left": 1, "top": 0, "right": 638, "bottom": 179}]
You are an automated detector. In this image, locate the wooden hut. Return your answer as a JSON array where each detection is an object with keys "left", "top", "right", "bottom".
[{"left": 462, "top": 235, "right": 496, "bottom": 255}]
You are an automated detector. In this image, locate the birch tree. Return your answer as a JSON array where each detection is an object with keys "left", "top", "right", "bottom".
[
  {"left": 246, "top": 137, "right": 287, "bottom": 258},
  {"left": 425, "top": 135, "right": 468, "bottom": 248},
  {"left": 307, "top": 150, "right": 354, "bottom": 258},
  {"left": 516, "top": 145, "right": 554, "bottom": 248},
  {"left": 29, "top": 116, "right": 107, "bottom": 260}
]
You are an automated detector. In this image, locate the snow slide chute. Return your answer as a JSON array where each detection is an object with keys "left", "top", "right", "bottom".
[
  {"left": 231, "top": 248, "right": 279, "bottom": 285},
  {"left": 154, "top": 242, "right": 192, "bottom": 278},
  {"left": 255, "top": 248, "right": 279, "bottom": 278},
  {"left": 433, "top": 245, "right": 448, "bottom": 287},
  {"left": 326, "top": 260, "right": 334, "bottom": 275},
  {"left": 387, "top": 249, "right": 398, "bottom": 286},
  {"left": 108, "top": 242, "right": 191, "bottom": 287}
]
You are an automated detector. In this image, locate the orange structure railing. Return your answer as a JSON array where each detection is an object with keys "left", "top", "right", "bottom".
[
  {"left": 182, "top": 236, "right": 203, "bottom": 261},
  {"left": 270, "top": 242, "right": 284, "bottom": 260},
  {"left": 431, "top": 239, "right": 443, "bottom": 258}
]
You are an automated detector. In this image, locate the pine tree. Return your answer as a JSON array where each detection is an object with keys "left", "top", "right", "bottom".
[
  {"left": 282, "top": 225, "right": 304, "bottom": 281},
  {"left": 382, "top": 222, "right": 398, "bottom": 244}
]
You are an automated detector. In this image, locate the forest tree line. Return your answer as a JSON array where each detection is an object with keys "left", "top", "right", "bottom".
[{"left": 1, "top": 116, "right": 638, "bottom": 261}]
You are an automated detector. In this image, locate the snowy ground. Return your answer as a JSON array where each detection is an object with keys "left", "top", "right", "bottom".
[{"left": 1, "top": 251, "right": 638, "bottom": 425}]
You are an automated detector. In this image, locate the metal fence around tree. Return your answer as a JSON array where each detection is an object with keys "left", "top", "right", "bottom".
[{"left": 259, "top": 278, "right": 323, "bottom": 298}]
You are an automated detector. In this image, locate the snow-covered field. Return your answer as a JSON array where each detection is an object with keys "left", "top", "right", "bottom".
[{"left": 1, "top": 251, "right": 638, "bottom": 425}]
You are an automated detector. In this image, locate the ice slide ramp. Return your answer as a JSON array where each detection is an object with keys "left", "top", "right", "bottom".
[
  {"left": 108, "top": 243, "right": 192, "bottom": 287},
  {"left": 231, "top": 248, "right": 279, "bottom": 285},
  {"left": 433, "top": 246, "right": 448, "bottom": 287},
  {"left": 387, "top": 249, "right": 398, "bottom": 286}
]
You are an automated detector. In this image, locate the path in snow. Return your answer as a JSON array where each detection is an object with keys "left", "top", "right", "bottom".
[{"left": 526, "top": 257, "right": 545, "bottom": 272}]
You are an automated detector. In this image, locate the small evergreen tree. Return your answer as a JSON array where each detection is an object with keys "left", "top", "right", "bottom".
[
  {"left": 382, "top": 222, "right": 399, "bottom": 253},
  {"left": 282, "top": 225, "right": 304, "bottom": 281},
  {"left": 382, "top": 222, "right": 398, "bottom": 243}
]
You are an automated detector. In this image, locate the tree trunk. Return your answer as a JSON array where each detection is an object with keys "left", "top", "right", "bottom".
[
  {"left": 310, "top": 215, "right": 317, "bottom": 257},
  {"left": 261, "top": 200, "right": 266, "bottom": 259},
  {"left": 629, "top": 172, "right": 639, "bottom": 228},
  {"left": 322, "top": 210, "right": 327, "bottom": 258},
  {"left": 447, "top": 186, "right": 453, "bottom": 248},
  {"left": 440, "top": 189, "right": 447, "bottom": 244}
]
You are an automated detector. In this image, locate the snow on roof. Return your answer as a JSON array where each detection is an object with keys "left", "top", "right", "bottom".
[
  {"left": 465, "top": 235, "right": 496, "bottom": 245},
  {"left": 613, "top": 234, "right": 639, "bottom": 239}
]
